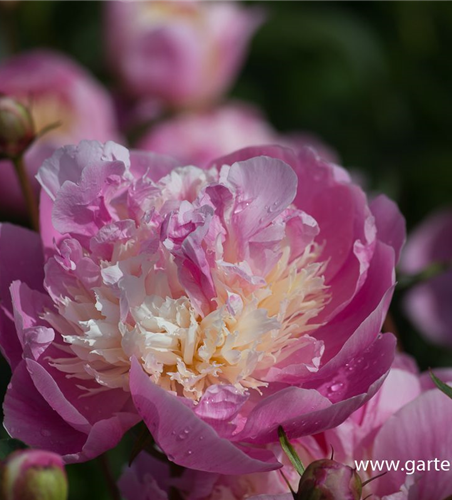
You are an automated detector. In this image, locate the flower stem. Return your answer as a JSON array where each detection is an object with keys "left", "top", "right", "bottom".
[
  {"left": 12, "top": 155, "right": 39, "bottom": 232},
  {"left": 98, "top": 454, "right": 121, "bottom": 500}
]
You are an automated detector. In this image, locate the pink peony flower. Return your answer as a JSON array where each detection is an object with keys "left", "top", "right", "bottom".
[
  {"left": 1, "top": 141, "right": 403, "bottom": 473},
  {"left": 138, "top": 103, "right": 338, "bottom": 168},
  {"left": 0, "top": 50, "right": 119, "bottom": 214},
  {"left": 119, "top": 357, "right": 452, "bottom": 500},
  {"left": 104, "top": 1, "right": 263, "bottom": 107},
  {"left": 400, "top": 208, "right": 452, "bottom": 347}
]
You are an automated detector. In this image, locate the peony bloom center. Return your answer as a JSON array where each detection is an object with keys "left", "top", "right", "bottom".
[{"left": 43, "top": 152, "right": 330, "bottom": 401}]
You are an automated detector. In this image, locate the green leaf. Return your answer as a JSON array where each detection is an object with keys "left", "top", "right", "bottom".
[
  {"left": 430, "top": 370, "right": 452, "bottom": 400},
  {"left": 278, "top": 426, "right": 305, "bottom": 477},
  {"left": 0, "top": 438, "right": 27, "bottom": 460}
]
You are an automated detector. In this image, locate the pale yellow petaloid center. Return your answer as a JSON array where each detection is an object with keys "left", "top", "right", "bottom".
[{"left": 47, "top": 227, "right": 329, "bottom": 401}]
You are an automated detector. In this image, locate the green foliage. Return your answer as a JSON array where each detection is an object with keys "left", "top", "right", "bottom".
[
  {"left": 430, "top": 370, "right": 452, "bottom": 400},
  {"left": 0, "top": 438, "right": 27, "bottom": 460},
  {"left": 278, "top": 426, "right": 305, "bottom": 477}
]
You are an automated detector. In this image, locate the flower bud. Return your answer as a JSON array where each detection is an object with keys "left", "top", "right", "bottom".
[
  {"left": 1, "top": 449, "right": 68, "bottom": 500},
  {"left": 0, "top": 95, "right": 35, "bottom": 159},
  {"left": 297, "top": 459, "right": 362, "bottom": 500}
]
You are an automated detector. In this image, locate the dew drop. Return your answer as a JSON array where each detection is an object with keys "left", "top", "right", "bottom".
[
  {"left": 199, "top": 436, "right": 204, "bottom": 441},
  {"left": 167, "top": 454, "right": 174, "bottom": 461},
  {"left": 329, "top": 382, "right": 344, "bottom": 393},
  {"left": 187, "top": 450, "right": 193, "bottom": 456},
  {"left": 268, "top": 200, "right": 280, "bottom": 213}
]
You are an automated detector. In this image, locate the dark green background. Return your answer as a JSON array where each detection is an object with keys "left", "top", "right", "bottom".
[{"left": 0, "top": 2, "right": 451, "bottom": 498}]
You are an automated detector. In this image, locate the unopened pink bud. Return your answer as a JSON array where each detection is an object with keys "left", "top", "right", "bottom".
[
  {"left": 0, "top": 95, "right": 35, "bottom": 159},
  {"left": 1, "top": 449, "right": 68, "bottom": 500},
  {"left": 297, "top": 459, "right": 362, "bottom": 500}
]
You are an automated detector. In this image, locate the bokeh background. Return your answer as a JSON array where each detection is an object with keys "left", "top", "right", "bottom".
[{"left": 0, "top": 2, "right": 451, "bottom": 498}]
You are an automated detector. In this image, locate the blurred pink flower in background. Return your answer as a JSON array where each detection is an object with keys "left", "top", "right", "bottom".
[
  {"left": 400, "top": 209, "right": 452, "bottom": 347},
  {"left": 0, "top": 140, "right": 403, "bottom": 473},
  {"left": 0, "top": 50, "right": 119, "bottom": 214},
  {"left": 105, "top": 1, "right": 263, "bottom": 108},
  {"left": 119, "top": 357, "right": 452, "bottom": 500},
  {"left": 138, "top": 102, "right": 338, "bottom": 167}
]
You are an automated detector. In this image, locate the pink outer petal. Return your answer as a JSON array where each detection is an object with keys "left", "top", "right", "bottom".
[
  {"left": 64, "top": 413, "right": 139, "bottom": 464},
  {"left": 238, "top": 334, "right": 395, "bottom": 444},
  {"left": 129, "top": 358, "right": 281, "bottom": 474},
  {"left": 313, "top": 240, "right": 395, "bottom": 366},
  {"left": 373, "top": 388, "right": 452, "bottom": 499},
  {"left": 370, "top": 195, "right": 406, "bottom": 264},
  {"left": 4, "top": 361, "right": 88, "bottom": 456},
  {"left": 25, "top": 359, "right": 91, "bottom": 434},
  {"left": 3, "top": 360, "right": 139, "bottom": 464},
  {"left": 0, "top": 224, "right": 44, "bottom": 369}
]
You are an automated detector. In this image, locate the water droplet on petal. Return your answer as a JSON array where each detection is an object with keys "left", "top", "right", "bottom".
[{"left": 329, "top": 382, "right": 344, "bottom": 393}]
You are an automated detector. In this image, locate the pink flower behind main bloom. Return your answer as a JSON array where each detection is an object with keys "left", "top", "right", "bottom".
[
  {"left": 105, "top": 1, "right": 263, "bottom": 107},
  {"left": 400, "top": 209, "right": 452, "bottom": 347},
  {"left": 1, "top": 141, "right": 404, "bottom": 473},
  {"left": 0, "top": 50, "right": 119, "bottom": 214},
  {"left": 138, "top": 103, "right": 338, "bottom": 168},
  {"left": 119, "top": 357, "right": 452, "bottom": 500}
]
